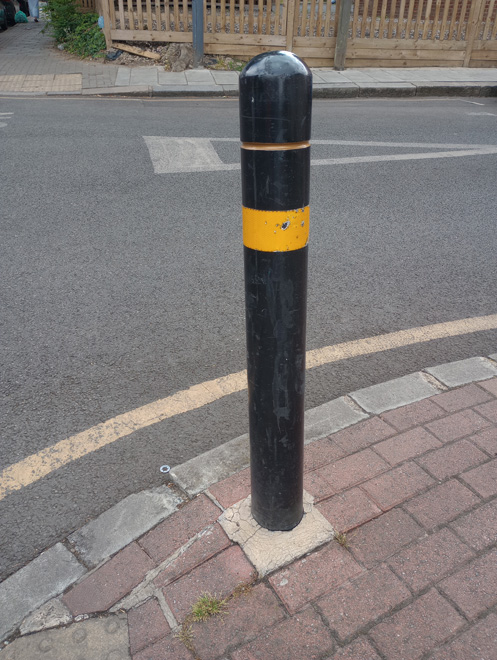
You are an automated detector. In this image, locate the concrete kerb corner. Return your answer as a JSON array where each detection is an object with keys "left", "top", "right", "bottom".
[{"left": 2, "top": 353, "right": 497, "bottom": 647}]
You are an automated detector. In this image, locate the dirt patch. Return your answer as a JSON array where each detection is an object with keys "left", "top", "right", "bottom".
[{"left": 108, "top": 42, "right": 247, "bottom": 71}]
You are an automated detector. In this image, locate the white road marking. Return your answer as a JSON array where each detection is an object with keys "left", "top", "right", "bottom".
[
  {"left": 144, "top": 137, "right": 497, "bottom": 174},
  {"left": 466, "top": 112, "right": 497, "bottom": 116}
]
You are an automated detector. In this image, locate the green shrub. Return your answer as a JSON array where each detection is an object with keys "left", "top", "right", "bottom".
[{"left": 44, "top": 0, "right": 105, "bottom": 58}]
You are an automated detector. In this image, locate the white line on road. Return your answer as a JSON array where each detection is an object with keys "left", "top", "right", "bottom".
[{"left": 144, "top": 137, "right": 497, "bottom": 174}]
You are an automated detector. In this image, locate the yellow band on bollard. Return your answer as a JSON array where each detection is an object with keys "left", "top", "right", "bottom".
[{"left": 243, "top": 206, "right": 310, "bottom": 252}]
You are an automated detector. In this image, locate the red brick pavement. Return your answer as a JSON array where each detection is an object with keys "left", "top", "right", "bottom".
[{"left": 62, "top": 378, "right": 497, "bottom": 659}]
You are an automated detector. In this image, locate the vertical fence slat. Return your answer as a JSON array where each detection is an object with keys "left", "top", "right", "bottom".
[
  {"left": 230, "top": 0, "right": 235, "bottom": 32},
  {"left": 490, "top": 0, "right": 497, "bottom": 39},
  {"left": 239, "top": 0, "right": 245, "bottom": 33},
  {"left": 482, "top": 0, "right": 495, "bottom": 39},
  {"left": 136, "top": 0, "right": 143, "bottom": 29},
  {"left": 220, "top": 0, "right": 226, "bottom": 32},
  {"left": 265, "top": 0, "right": 271, "bottom": 34},
  {"left": 387, "top": 0, "right": 396, "bottom": 38},
  {"left": 154, "top": 0, "right": 161, "bottom": 30},
  {"left": 257, "top": 0, "right": 263, "bottom": 32},
  {"left": 275, "top": 0, "right": 282, "bottom": 35},
  {"left": 309, "top": 0, "right": 317, "bottom": 35},
  {"left": 286, "top": 0, "right": 296, "bottom": 49},
  {"left": 369, "top": 0, "right": 380, "bottom": 38},
  {"left": 464, "top": 0, "right": 487, "bottom": 65},
  {"left": 378, "top": 0, "right": 388, "bottom": 38},
  {"left": 173, "top": 0, "right": 180, "bottom": 30},
  {"left": 117, "top": 0, "right": 125, "bottom": 28},
  {"left": 439, "top": 0, "right": 451, "bottom": 40},
  {"left": 248, "top": 0, "right": 254, "bottom": 33},
  {"left": 145, "top": 0, "right": 152, "bottom": 29},
  {"left": 422, "top": 0, "right": 433, "bottom": 39},
  {"left": 412, "top": 0, "right": 425, "bottom": 40},
  {"left": 360, "top": 0, "right": 370, "bottom": 37},
  {"left": 395, "top": 0, "right": 406, "bottom": 37},
  {"left": 405, "top": 0, "right": 417, "bottom": 39},
  {"left": 447, "top": 0, "right": 461, "bottom": 40},
  {"left": 297, "top": 0, "right": 306, "bottom": 36},
  {"left": 183, "top": 0, "right": 189, "bottom": 31},
  {"left": 351, "top": 0, "right": 360, "bottom": 37},
  {"left": 456, "top": 0, "right": 469, "bottom": 40},
  {"left": 431, "top": 0, "right": 442, "bottom": 40},
  {"left": 316, "top": 0, "right": 325, "bottom": 35},
  {"left": 333, "top": 0, "right": 341, "bottom": 34}
]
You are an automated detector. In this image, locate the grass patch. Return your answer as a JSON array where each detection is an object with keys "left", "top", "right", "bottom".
[
  {"left": 335, "top": 531, "right": 349, "bottom": 548},
  {"left": 191, "top": 593, "right": 227, "bottom": 622}
]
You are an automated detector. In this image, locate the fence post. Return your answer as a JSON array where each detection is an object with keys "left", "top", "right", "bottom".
[
  {"left": 239, "top": 51, "right": 312, "bottom": 531},
  {"left": 192, "top": 0, "right": 204, "bottom": 68},
  {"left": 285, "top": 0, "right": 297, "bottom": 52},
  {"left": 334, "top": 0, "right": 352, "bottom": 70},
  {"left": 100, "top": 0, "right": 113, "bottom": 50},
  {"left": 463, "top": 0, "right": 486, "bottom": 67}
]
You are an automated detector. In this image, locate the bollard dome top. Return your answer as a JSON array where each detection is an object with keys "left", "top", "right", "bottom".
[{"left": 239, "top": 51, "right": 312, "bottom": 144}]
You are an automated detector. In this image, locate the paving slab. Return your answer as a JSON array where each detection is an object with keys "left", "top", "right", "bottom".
[
  {"left": 0, "top": 544, "right": 85, "bottom": 641},
  {"left": 0, "top": 615, "right": 130, "bottom": 660},
  {"left": 185, "top": 69, "right": 216, "bottom": 84},
  {"left": 68, "top": 485, "right": 184, "bottom": 568},
  {"left": 350, "top": 372, "right": 441, "bottom": 414},
  {"left": 426, "top": 357, "right": 497, "bottom": 387}
]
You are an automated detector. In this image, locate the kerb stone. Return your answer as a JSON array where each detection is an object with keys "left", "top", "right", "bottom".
[
  {"left": 426, "top": 357, "right": 497, "bottom": 387},
  {"left": 304, "top": 397, "right": 369, "bottom": 443},
  {"left": 0, "top": 544, "right": 85, "bottom": 641},
  {"left": 170, "top": 433, "right": 249, "bottom": 496},
  {"left": 69, "top": 485, "right": 183, "bottom": 568},
  {"left": 350, "top": 372, "right": 440, "bottom": 414}
]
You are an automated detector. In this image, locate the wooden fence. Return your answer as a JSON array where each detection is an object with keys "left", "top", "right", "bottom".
[{"left": 96, "top": 0, "right": 497, "bottom": 67}]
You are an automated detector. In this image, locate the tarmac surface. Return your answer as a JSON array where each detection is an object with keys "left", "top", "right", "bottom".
[
  {"left": 1, "top": 355, "right": 497, "bottom": 659},
  {"left": 1, "top": 19, "right": 497, "bottom": 97},
  {"left": 2, "top": 16, "right": 497, "bottom": 660}
]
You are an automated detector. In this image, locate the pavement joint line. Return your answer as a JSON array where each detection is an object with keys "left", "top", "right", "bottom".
[{"left": 2, "top": 353, "right": 497, "bottom": 646}]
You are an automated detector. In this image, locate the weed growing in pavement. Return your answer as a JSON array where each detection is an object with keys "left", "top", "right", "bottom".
[
  {"left": 191, "top": 593, "right": 228, "bottom": 622},
  {"left": 335, "top": 531, "right": 349, "bottom": 548},
  {"left": 175, "top": 572, "right": 258, "bottom": 655}
]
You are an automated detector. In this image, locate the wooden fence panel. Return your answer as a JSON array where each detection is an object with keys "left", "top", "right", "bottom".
[{"left": 99, "top": 0, "right": 497, "bottom": 67}]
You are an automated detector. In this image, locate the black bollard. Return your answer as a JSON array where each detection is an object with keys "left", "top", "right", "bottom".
[{"left": 240, "top": 51, "right": 312, "bottom": 531}]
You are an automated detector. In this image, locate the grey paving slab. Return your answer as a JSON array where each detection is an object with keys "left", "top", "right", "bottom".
[
  {"left": 114, "top": 67, "right": 131, "bottom": 86},
  {"left": 313, "top": 70, "right": 349, "bottom": 83},
  {"left": 211, "top": 70, "right": 239, "bottom": 84},
  {"left": 68, "top": 485, "right": 184, "bottom": 568},
  {"left": 185, "top": 68, "right": 216, "bottom": 84},
  {"left": 489, "top": 353, "right": 497, "bottom": 361},
  {"left": 304, "top": 397, "right": 369, "bottom": 443},
  {"left": 354, "top": 68, "right": 404, "bottom": 82},
  {"left": 19, "top": 599, "right": 71, "bottom": 635},
  {"left": 171, "top": 433, "right": 249, "bottom": 497},
  {"left": 350, "top": 372, "right": 441, "bottom": 414},
  {"left": 0, "top": 544, "right": 85, "bottom": 641},
  {"left": 425, "top": 357, "right": 497, "bottom": 388},
  {"left": 129, "top": 68, "right": 159, "bottom": 85},
  {"left": 157, "top": 70, "right": 187, "bottom": 85},
  {"left": 341, "top": 70, "right": 377, "bottom": 83},
  {"left": 0, "top": 615, "right": 130, "bottom": 660}
]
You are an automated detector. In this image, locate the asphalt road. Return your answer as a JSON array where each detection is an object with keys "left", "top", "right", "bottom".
[{"left": 1, "top": 95, "right": 497, "bottom": 580}]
